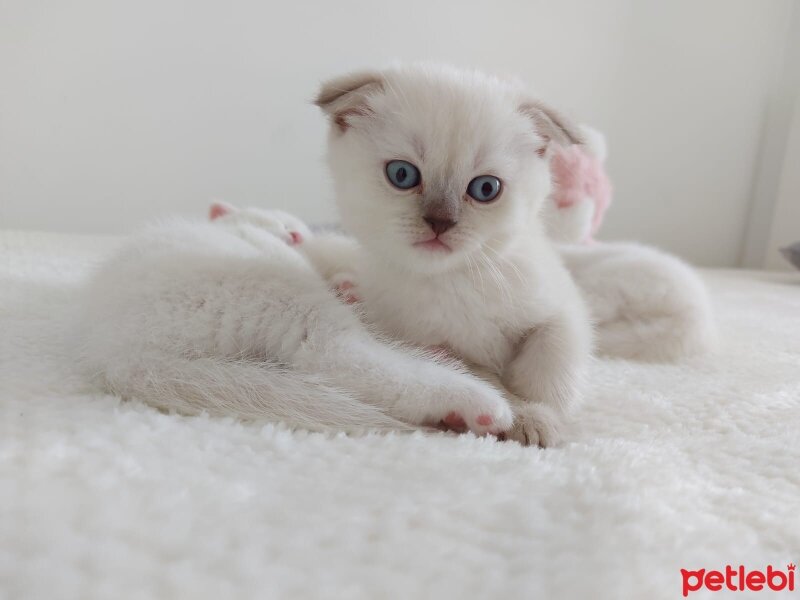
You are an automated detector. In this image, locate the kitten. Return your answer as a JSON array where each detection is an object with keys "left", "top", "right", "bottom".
[
  {"left": 558, "top": 241, "right": 717, "bottom": 361},
  {"left": 75, "top": 207, "right": 515, "bottom": 435},
  {"left": 208, "top": 200, "right": 312, "bottom": 247},
  {"left": 209, "top": 201, "right": 365, "bottom": 304},
  {"left": 314, "top": 64, "right": 594, "bottom": 446}
]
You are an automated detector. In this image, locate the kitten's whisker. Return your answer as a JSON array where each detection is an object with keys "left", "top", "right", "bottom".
[
  {"left": 476, "top": 250, "right": 515, "bottom": 309},
  {"left": 479, "top": 259, "right": 500, "bottom": 307},
  {"left": 484, "top": 245, "right": 527, "bottom": 288},
  {"left": 466, "top": 253, "right": 487, "bottom": 306}
]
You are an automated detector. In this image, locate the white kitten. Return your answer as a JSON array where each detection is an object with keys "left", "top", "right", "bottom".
[
  {"left": 209, "top": 200, "right": 366, "bottom": 303},
  {"left": 559, "top": 241, "right": 717, "bottom": 361},
  {"left": 315, "top": 64, "right": 594, "bottom": 446},
  {"left": 75, "top": 207, "right": 514, "bottom": 435},
  {"left": 208, "top": 200, "right": 313, "bottom": 247}
]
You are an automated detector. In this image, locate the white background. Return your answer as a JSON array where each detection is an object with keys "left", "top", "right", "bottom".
[{"left": 1, "top": 0, "right": 798, "bottom": 268}]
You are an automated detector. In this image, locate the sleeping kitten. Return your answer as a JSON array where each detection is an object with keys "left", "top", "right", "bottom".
[
  {"left": 75, "top": 207, "right": 515, "bottom": 435},
  {"left": 208, "top": 200, "right": 312, "bottom": 247},
  {"left": 314, "top": 64, "right": 594, "bottom": 446},
  {"left": 558, "top": 242, "right": 717, "bottom": 361},
  {"left": 208, "top": 201, "right": 365, "bottom": 303}
]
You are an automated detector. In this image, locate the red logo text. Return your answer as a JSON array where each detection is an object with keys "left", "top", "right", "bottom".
[{"left": 681, "top": 564, "right": 795, "bottom": 596}]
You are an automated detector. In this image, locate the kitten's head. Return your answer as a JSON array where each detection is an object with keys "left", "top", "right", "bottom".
[
  {"left": 315, "top": 64, "right": 581, "bottom": 273},
  {"left": 209, "top": 202, "right": 311, "bottom": 246}
]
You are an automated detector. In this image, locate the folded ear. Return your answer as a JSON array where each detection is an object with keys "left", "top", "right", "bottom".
[
  {"left": 519, "top": 100, "right": 584, "bottom": 157},
  {"left": 209, "top": 201, "right": 236, "bottom": 221},
  {"left": 314, "top": 70, "right": 385, "bottom": 133},
  {"left": 577, "top": 124, "right": 608, "bottom": 162}
]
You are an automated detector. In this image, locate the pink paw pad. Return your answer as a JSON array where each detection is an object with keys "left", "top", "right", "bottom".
[
  {"left": 476, "top": 414, "right": 493, "bottom": 427},
  {"left": 443, "top": 412, "right": 467, "bottom": 430},
  {"left": 335, "top": 281, "right": 361, "bottom": 304}
]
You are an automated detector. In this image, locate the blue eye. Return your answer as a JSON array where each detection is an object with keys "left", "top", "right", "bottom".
[
  {"left": 467, "top": 176, "right": 502, "bottom": 203},
  {"left": 385, "top": 160, "right": 421, "bottom": 190}
]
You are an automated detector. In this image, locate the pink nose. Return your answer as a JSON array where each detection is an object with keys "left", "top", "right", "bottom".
[{"left": 289, "top": 231, "right": 303, "bottom": 245}]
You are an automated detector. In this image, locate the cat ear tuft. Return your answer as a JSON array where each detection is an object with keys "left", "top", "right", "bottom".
[
  {"left": 314, "top": 70, "right": 385, "bottom": 133},
  {"left": 519, "top": 100, "right": 584, "bottom": 157},
  {"left": 209, "top": 201, "right": 235, "bottom": 221}
]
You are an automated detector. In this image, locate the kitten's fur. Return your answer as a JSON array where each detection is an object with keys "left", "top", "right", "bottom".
[
  {"left": 315, "top": 64, "right": 594, "bottom": 446},
  {"left": 229, "top": 202, "right": 717, "bottom": 364},
  {"left": 558, "top": 241, "right": 717, "bottom": 361},
  {"left": 75, "top": 207, "right": 515, "bottom": 435}
]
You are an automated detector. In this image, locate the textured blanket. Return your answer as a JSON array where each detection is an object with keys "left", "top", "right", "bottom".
[{"left": 2, "top": 231, "right": 799, "bottom": 600}]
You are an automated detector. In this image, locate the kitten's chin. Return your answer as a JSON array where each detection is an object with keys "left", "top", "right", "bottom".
[{"left": 373, "top": 240, "right": 469, "bottom": 275}]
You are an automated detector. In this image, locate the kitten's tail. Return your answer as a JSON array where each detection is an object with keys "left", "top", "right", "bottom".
[{"left": 100, "top": 356, "right": 413, "bottom": 433}]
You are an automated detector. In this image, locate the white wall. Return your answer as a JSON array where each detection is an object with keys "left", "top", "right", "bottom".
[
  {"left": 0, "top": 0, "right": 794, "bottom": 266},
  {"left": 743, "top": 0, "right": 800, "bottom": 271}
]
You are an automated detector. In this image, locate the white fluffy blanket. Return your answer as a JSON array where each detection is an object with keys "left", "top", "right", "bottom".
[{"left": 2, "top": 231, "right": 799, "bottom": 600}]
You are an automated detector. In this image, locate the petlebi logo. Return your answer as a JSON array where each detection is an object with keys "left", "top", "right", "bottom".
[{"left": 681, "top": 563, "right": 795, "bottom": 596}]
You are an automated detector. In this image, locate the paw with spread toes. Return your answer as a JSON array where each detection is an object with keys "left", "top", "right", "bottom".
[
  {"left": 505, "top": 402, "right": 563, "bottom": 447},
  {"left": 330, "top": 272, "right": 361, "bottom": 304}
]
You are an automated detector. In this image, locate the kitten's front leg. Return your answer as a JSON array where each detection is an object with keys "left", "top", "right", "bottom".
[
  {"left": 300, "top": 233, "right": 364, "bottom": 304},
  {"left": 302, "top": 333, "right": 515, "bottom": 436},
  {"left": 503, "top": 307, "right": 592, "bottom": 447},
  {"left": 300, "top": 233, "right": 361, "bottom": 281}
]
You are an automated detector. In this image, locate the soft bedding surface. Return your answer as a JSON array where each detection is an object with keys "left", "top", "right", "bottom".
[{"left": 1, "top": 231, "right": 799, "bottom": 600}]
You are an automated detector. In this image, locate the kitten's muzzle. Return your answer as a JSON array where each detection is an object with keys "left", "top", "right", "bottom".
[{"left": 423, "top": 216, "right": 457, "bottom": 236}]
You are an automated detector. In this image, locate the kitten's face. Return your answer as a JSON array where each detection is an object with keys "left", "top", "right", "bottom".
[
  {"left": 321, "top": 65, "right": 556, "bottom": 273},
  {"left": 209, "top": 203, "right": 311, "bottom": 246}
]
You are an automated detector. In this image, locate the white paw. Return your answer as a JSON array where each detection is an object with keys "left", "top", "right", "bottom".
[
  {"left": 434, "top": 378, "right": 515, "bottom": 436},
  {"left": 505, "top": 403, "right": 563, "bottom": 448},
  {"left": 330, "top": 272, "right": 361, "bottom": 305}
]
